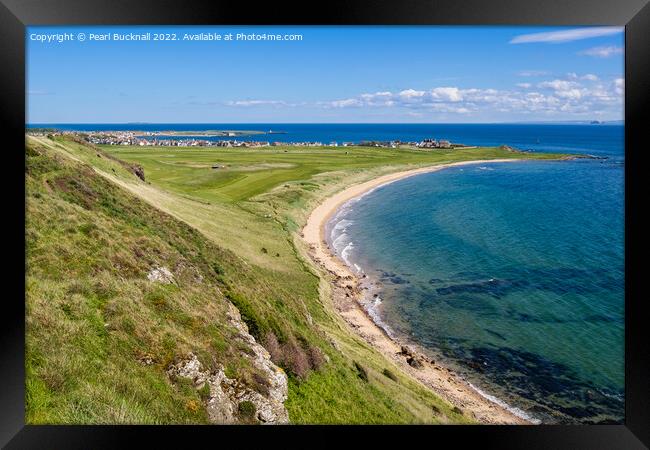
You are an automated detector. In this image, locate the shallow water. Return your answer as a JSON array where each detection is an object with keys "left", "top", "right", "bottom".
[{"left": 327, "top": 125, "right": 624, "bottom": 424}]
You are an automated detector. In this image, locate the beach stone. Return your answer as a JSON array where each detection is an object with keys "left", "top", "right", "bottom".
[{"left": 407, "top": 356, "right": 424, "bottom": 369}]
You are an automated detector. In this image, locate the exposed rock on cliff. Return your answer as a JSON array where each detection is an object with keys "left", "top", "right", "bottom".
[
  {"left": 147, "top": 266, "right": 175, "bottom": 284},
  {"left": 167, "top": 301, "right": 289, "bottom": 424}
]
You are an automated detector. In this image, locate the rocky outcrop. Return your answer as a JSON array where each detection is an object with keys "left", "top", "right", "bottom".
[
  {"left": 147, "top": 266, "right": 175, "bottom": 284},
  {"left": 132, "top": 164, "right": 145, "bottom": 182},
  {"left": 223, "top": 302, "right": 289, "bottom": 421},
  {"left": 167, "top": 351, "right": 288, "bottom": 424},
  {"left": 166, "top": 301, "right": 289, "bottom": 424}
]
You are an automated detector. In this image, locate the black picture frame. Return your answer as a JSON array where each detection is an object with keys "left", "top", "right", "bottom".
[{"left": 2, "top": 0, "right": 648, "bottom": 448}]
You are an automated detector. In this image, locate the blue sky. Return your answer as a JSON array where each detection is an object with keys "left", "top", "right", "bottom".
[{"left": 26, "top": 26, "right": 624, "bottom": 123}]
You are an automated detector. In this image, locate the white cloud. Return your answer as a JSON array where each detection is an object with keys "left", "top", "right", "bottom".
[
  {"left": 532, "top": 74, "right": 612, "bottom": 103},
  {"left": 225, "top": 100, "right": 289, "bottom": 106},
  {"left": 517, "top": 70, "right": 549, "bottom": 77},
  {"left": 538, "top": 80, "right": 579, "bottom": 90},
  {"left": 325, "top": 87, "right": 466, "bottom": 109},
  {"left": 430, "top": 87, "right": 463, "bottom": 102},
  {"left": 579, "top": 46, "right": 624, "bottom": 58},
  {"left": 567, "top": 72, "right": 599, "bottom": 81},
  {"left": 555, "top": 89, "right": 584, "bottom": 100},
  {"left": 510, "top": 27, "right": 623, "bottom": 44},
  {"left": 398, "top": 89, "right": 426, "bottom": 101},
  {"left": 226, "top": 76, "right": 623, "bottom": 119},
  {"left": 614, "top": 78, "right": 624, "bottom": 95},
  {"left": 328, "top": 98, "right": 363, "bottom": 108}
]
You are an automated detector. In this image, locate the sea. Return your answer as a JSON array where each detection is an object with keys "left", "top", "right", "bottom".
[{"left": 31, "top": 123, "right": 625, "bottom": 424}]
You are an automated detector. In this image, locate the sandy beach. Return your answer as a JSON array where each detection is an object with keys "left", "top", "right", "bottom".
[{"left": 302, "top": 158, "right": 533, "bottom": 425}]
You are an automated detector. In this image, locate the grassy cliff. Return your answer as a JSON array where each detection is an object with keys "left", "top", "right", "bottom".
[
  {"left": 26, "top": 138, "right": 290, "bottom": 423},
  {"left": 26, "top": 135, "right": 566, "bottom": 424}
]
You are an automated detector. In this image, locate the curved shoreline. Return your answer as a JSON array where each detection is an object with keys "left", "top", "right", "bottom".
[{"left": 302, "top": 158, "right": 533, "bottom": 425}]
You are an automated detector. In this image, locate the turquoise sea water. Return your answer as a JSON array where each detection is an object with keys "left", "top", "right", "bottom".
[{"left": 327, "top": 125, "right": 624, "bottom": 424}]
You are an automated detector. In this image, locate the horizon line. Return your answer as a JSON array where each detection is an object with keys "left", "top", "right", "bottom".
[{"left": 27, "top": 120, "right": 624, "bottom": 125}]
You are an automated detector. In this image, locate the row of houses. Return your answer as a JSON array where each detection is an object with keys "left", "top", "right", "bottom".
[
  {"left": 28, "top": 130, "right": 459, "bottom": 150},
  {"left": 416, "top": 138, "right": 452, "bottom": 148}
]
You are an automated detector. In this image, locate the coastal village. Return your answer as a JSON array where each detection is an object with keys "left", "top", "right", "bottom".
[{"left": 26, "top": 129, "right": 460, "bottom": 150}]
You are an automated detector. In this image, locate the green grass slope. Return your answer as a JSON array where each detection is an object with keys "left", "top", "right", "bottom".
[
  {"left": 26, "top": 135, "right": 567, "bottom": 424},
  {"left": 26, "top": 138, "right": 285, "bottom": 424}
]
